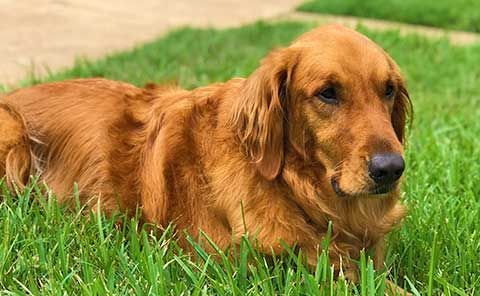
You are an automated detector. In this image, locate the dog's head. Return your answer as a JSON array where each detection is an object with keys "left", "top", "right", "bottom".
[{"left": 231, "top": 25, "right": 412, "bottom": 198}]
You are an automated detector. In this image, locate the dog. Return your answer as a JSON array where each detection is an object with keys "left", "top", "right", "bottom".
[{"left": 0, "top": 24, "right": 411, "bottom": 283}]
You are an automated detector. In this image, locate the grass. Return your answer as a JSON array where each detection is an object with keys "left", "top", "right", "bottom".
[
  {"left": 1, "top": 21, "right": 480, "bottom": 294},
  {"left": 298, "top": 0, "right": 480, "bottom": 33},
  {"left": 0, "top": 182, "right": 381, "bottom": 295}
]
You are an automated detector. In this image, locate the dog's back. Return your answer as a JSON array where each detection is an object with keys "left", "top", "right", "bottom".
[{"left": 0, "top": 79, "right": 143, "bottom": 211}]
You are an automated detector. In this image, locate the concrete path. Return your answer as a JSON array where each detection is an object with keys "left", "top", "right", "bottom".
[
  {"left": 2, "top": 1, "right": 479, "bottom": 86},
  {"left": 0, "top": 0, "right": 303, "bottom": 86},
  {"left": 278, "top": 12, "right": 480, "bottom": 46}
]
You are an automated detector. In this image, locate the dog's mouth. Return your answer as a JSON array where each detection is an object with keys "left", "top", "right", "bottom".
[
  {"left": 371, "top": 183, "right": 396, "bottom": 195},
  {"left": 331, "top": 178, "right": 396, "bottom": 198},
  {"left": 331, "top": 179, "right": 347, "bottom": 197}
]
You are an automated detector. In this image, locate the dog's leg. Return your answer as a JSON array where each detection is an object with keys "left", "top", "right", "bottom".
[
  {"left": 0, "top": 104, "right": 31, "bottom": 189},
  {"left": 228, "top": 196, "right": 322, "bottom": 266},
  {"left": 372, "top": 239, "right": 412, "bottom": 295},
  {"left": 385, "top": 280, "right": 412, "bottom": 296}
]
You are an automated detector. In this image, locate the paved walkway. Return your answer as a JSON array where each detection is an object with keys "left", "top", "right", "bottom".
[
  {"left": 279, "top": 12, "right": 480, "bottom": 46},
  {"left": 1, "top": 1, "right": 479, "bottom": 86},
  {"left": 0, "top": 0, "right": 303, "bottom": 86}
]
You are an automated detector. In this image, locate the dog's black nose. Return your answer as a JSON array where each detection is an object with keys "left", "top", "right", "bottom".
[{"left": 368, "top": 153, "right": 405, "bottom": 185}]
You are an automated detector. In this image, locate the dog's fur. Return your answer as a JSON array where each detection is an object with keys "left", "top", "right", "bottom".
[{"left": 0, "top": 25, "right": 411, "bottom": 279}]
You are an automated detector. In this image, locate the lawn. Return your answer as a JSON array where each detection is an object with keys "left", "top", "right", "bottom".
[
  {"left": 298, "top": 0, "right": 480, "bottom": 33},
  {"left": 1, "top": 21, "right": 480, "bottom": 295}
]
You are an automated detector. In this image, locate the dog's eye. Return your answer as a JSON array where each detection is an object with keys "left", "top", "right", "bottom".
[
  {"left": 317, "top": 87, "right": 338, "bottom": 104},
  {"left": 385, "top": 84, "right": 395, "bottom": 99}
]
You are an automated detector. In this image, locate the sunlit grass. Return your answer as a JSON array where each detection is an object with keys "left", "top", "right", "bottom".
[
  {"left": 1, "top": 21, "right": 479, "bottom": 294},
  {"left": 299, "top": 0, "right": 480, "bottom": 32}
]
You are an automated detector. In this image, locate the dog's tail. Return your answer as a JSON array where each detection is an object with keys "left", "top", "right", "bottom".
[{"left": 0, "top": 103, "right": 33, "bottom": 190}]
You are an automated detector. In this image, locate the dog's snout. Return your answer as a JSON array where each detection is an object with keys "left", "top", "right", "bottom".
[{"left": 368, "top": 153, "right": 405, "bottom": 185}]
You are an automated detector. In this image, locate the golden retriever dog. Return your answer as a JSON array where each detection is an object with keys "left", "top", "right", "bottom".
[{"left": 0, "top": 25, "right": 411, "bottom": 283}]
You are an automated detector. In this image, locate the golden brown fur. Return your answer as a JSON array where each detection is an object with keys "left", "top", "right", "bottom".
[{"left": 0, "top": 25, "right": 411, "bottom": 281}]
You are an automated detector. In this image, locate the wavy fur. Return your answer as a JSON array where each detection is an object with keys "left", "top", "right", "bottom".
[{"left": 0, "top": 25, "right": 411, "bottom": 285}]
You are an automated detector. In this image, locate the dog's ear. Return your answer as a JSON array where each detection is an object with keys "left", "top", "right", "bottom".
[
  {"left": 230, "top": 48, "right": 297, "bottom": 180},
  {"left": 392, "top": 82, "right": 413, "bottom": 144}
]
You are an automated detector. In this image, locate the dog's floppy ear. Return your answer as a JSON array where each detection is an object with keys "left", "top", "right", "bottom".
[
  {"left": 392, "top": 82, "right": 413, "bottom": 144},
  {"left": 230, "top": 48, "right": 297, "bottom": 180}
]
